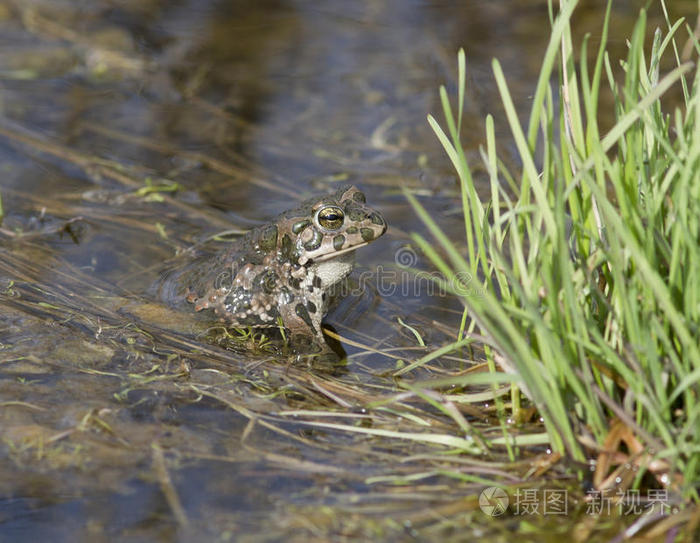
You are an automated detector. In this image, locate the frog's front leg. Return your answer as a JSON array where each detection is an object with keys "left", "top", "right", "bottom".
[{"left": 279, "top": 295, "right": 328, "bottom": 352}]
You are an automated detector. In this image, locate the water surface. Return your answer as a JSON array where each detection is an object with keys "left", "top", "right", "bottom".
[{"left": 0, "top": 1, "right": 696, "bottom": 540}]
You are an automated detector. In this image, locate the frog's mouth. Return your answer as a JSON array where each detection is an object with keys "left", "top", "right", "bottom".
[{"left": 313, "top": 243, "right": 366, "bottom": 262}]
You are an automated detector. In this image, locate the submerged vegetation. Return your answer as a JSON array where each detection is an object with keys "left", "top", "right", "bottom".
[{"left": 408, "top": 0, "right": 699, "bottom": 518}]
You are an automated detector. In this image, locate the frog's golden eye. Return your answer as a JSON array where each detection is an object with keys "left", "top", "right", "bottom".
[{"left": 317, "top": 206, "right": 345, "bottom": 230}]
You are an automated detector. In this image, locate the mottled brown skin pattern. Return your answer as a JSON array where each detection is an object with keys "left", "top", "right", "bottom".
[{"left": 163, "top": 186, "right": 386, "bottom": 348}]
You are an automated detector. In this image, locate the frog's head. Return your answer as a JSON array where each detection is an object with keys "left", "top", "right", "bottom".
[{"left": 271, "top": 185, "right": 386, "bottom": 272}]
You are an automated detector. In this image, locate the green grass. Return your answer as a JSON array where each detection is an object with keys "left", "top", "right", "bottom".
[{"left": 409, "top": 0, "right": 700, "bottom": 502}]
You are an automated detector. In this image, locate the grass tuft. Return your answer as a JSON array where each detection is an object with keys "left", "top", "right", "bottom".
[{"left": 410, "top": 0, "right": 700, "bottom": 502}]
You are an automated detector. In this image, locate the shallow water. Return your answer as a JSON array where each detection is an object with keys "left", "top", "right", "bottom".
[{"left": 0, "top": 1, "right": 696, "bottom": 541}]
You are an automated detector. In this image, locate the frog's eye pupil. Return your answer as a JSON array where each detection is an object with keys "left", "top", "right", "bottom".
[{"left": 318, "top": 206, "right": 345, "bottom": 230}]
